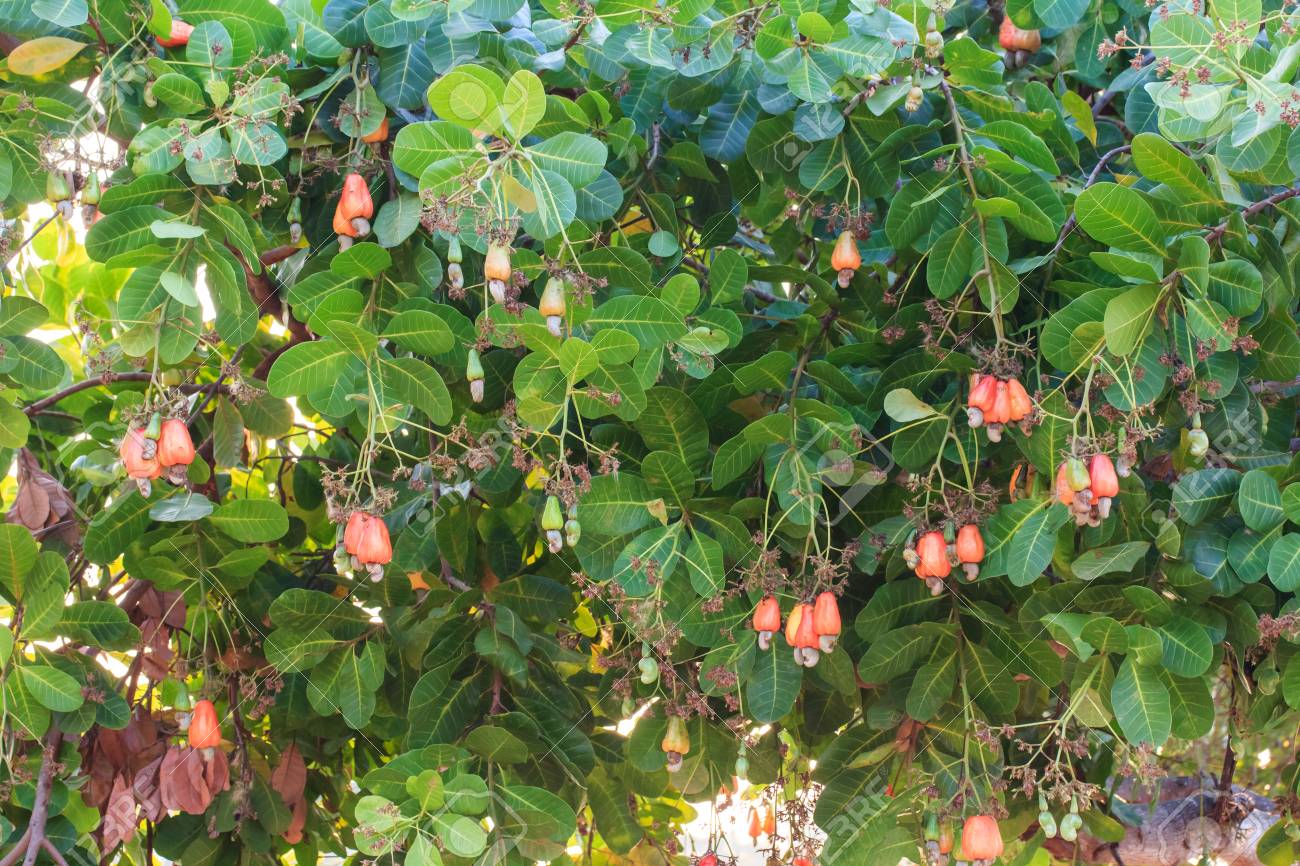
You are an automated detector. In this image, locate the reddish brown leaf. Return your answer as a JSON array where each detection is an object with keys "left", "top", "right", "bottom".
[
  {"left": 159, "top": 746, "right": 212, "bottom": 816},
  {"left": 202, "top": 747, "right": 230, "bottom": 795},
  {"left": 132, "top": 750, "right": 166, "bottom": 823},
  {"left": 283, "top": 797, "right": 307, "bottom": 845},
  {"left": 6, "top": 449, "right": 79, "bottom": 543},
  {"left": 101, "top": 774, "right": 138, "bottom": 850},
  {"left": 270, "top": 743, "right": 306, "bottom": 806}
]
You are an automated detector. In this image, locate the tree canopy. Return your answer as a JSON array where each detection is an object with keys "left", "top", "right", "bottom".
[{"left": 1, "top": 0, "right": 1300, "bottom": 864}]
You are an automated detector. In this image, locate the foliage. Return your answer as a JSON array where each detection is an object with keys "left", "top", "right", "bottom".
[{"left": 1, "top": 0, "right": 1300, "bottom": 863}]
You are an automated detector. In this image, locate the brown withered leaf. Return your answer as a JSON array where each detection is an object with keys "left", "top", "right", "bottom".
[
  {"left": 132, "top": 750, "right": 166, "bottom": 823},
  {"left": 270, "top": 743, "right": 306, "bottom": 806},
  {"left": 159, "top": 746, "right": 213, "bottom": 816},
  {"left": 6, "top": 448, "right": 80, "bottom": 544},
  {"left": 101, "top": 774, "right": 138, "bottom": 850},
  {"left": 283, "top": 797, "right": 307, "bottom": 845},
  {"left": 203, "top": 747, "right": 230, "bottom": 795}
]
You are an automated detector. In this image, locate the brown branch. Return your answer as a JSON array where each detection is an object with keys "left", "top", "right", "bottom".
[
  {"left": 0, "top": 829, "right": 32, "bottom": 866},
  {"left": 24, "top": 373, "right": 228, "bottom": 416},
  {"left": 188, "top": 346, "right": 245, "bottom": 425},
  {"left": 259, "top": 245, "right": 302, "bottom": 268},
  {"left": 1206, "top": 184, "right": 1300, "bottom": 244},
  {"left": 84, "top": 15, "right": 109, "bottom": 54},
  {"left": 1050, "top": 144, "right": 1133, "bottom": 258},
  {"left": 18, "top": 729, "right": 63, "bottom": 866},
  {"left": 440, "top": 558, "right": 472, "bottom": 593},
  {"left": 38, "top": 839, "right": 71, "bottom": 866},
  {"left": 226, "top": 243, "right": 312, "bottom": 343},
  {"left": 562, "top": 16, "right": 591, "bottom": 50}
]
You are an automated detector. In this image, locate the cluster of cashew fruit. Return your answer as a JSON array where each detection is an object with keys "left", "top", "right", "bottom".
[
  {"left": 46, "top": 170, "right": 97, "bottom": 222},
  {"left": 1037, "top": 794, "right": 1083, "bottom": 842},
  {"left": 751, "top": 592, "right": 841, "bottom": 667},
  {"left": 747, "top": 802, "right": 776, "bottom": 841},
  {"left": 339, "top": 510, "right": 392, "bottom": 580},
  {"left": 540, "top": 495, "right": 580, "bottom": 553},
  {"left": 480, "top": 242, "right": 568, "bottom": 335},
  {"left": 119, "top": 414, "right": 196, "bottom": 495},
  {"left": 967, "top": 373, "right": 1034, "bottom": 443},
  {"left": 904, "top": 524, "right": 984, "bottom": 596},
  {"left": 1054, "top": 453, "right": 1124, "bottom": 526}
]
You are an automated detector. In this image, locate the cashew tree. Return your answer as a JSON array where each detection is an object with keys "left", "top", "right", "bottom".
[{"left": 1, "top": 0, "right": 1300, "bottom": 863}]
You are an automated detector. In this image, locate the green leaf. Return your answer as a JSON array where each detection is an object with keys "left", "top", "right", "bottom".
[
  {"left": 1111, "top": 655, "right": 1171, "bottom": 745},
  {"left": 1074, "top": 183, "right": 1166, "bottom": 256},
  {"left": 1008, "top": 503, "right": 1069, "bottom": 586},
  {"left": 906, "top": 650, "right": 957, "bottom": 721},
  {"left": 1172, "top": 468, "right": 1241, "bottom": 525},
  {"left": 1131, "top": 132, "right": 1217, "bottom": 204},
  {"left": 586, "top": 768, "right": 642, "bottom": 854},
  {"left": 1161, "top": 670, "right": 1213, "bottom": 739},
  {"left": 965, "top": 642, "right": 1020, "bottom": 715},
  {"left": 1268, "top": 534, "right": 1300, "bottom": 591},
  {"left": 59, "top": 601, "right": 133, "bottom": 646},
  {"left": 0, "top": 523, "right": 38, "bottom": 601},
  {"left": 1156, "top": 616, "right": 1213, "bottom": 677},
  {"left": 1071, "top": 542, "right": 1150, "bottom": 580},
  {"left": 209, "top": 499, "right": 289, "bottom": 542},
  {"left": 267, "top": 341, "right": 352, "bottom": 396},
  {"left": 0, "top": 400, "right": 30, "bottom": 449},
  {"left": 1103, "top": 284, "right": 1161, "bottom": 356},
  {"left": 18, "top": 664, "right": 84, "bottom": 711},
  {"left": 427, "top": 65, "right": 503, "bottom": 132},
  {"left": 464, "top": 725, "right": 529, "bottom": 763},
  {"left": 378, "top": 310, "right": 453, "bottom": 357},
  {"left": 858, "top": 624, "right": 938, "bottom": 683},
  {"left": 973, "top": 120, "right": 1059, "bottom": 174},
  {"left": 501, "top": 70, "right": 546, "bottom": 139},
  {"left": 377, "top": 357, "right": 452, "bottom": 425},
  {"left": 1237, "top": 469, "right": 1284, "bottom": 532}
]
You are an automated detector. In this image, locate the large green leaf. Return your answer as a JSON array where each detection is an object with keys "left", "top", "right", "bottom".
[
  {"left": 746, "top": 644, "right": 803, "bottom": 723},
  {"left": 1111, "top": 656, "right": 1171, "bottom": 745},
  {"left": 1074, "top": 183, "right": 1166, "bottom": 256},
  {"left": 267, "top": 341, "right": 353, "bottom": 397},
  {"left": 209, "top": 500, "right": 289, "bottom": 542}
]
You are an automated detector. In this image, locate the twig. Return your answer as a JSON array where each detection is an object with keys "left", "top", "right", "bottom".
[
  {"left": 24, "top": 373, "right": 228, "bottom": 416},
  {"left": 38, "top": 839, "right": 70, "bottom": 866},
  {"left": 1218, "top": 742, "right": 1236, "bottom": 792},
  {"left": 1206, "top": 184, "right": 1300, "bottom": 244},
  {"left": 490, "top": 669, "right": 505, "bottom": 713},
  {"left": 0, "top": 829, "right": 32, "bottom": 866},
  {"left": 562, "top": 15, "right": 591, "bottom": 51},
  {"left": 940, "top": 80, "right": 1005, "bottom": 343},
  {"left": 85, "top": 15, "right": 109, "bottom": 53},
  {"left": 18, "top": 729, "right": 63, "bottom": 866},
  {"left": 440, "top": 558, "right": 471, "bottom": 592},
  {"left": 188, "top": 345, "right": 245, "bottom": 425},
  {"left": 2, "top": 215, "right": 58, "bottom": 268},
  {"left": 1049, "top": 144, "right": 1133, "bottom": 259}
]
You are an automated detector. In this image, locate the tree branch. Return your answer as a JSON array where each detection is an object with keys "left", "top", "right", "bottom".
[
  {"left": 1206, "top": 184, "right": 1300, "bottom": 244},
  {"left": 1050, "top": 144, "right": 1133, "bottom": 259},
  {"left": 24, "top": 373, "right": 228, "bottom": 416},
  {"left": 15, "top": 730, "right": 63, "bottom": 866}
]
